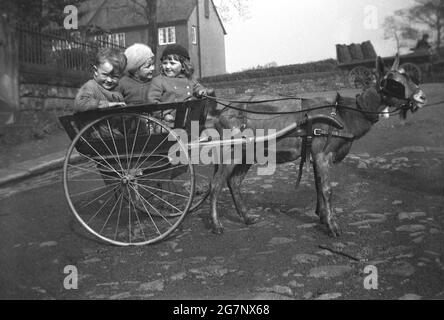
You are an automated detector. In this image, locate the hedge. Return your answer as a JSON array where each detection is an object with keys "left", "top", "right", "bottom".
[{"left": 200, "top": 59, "right": 339, "bottom": 83}]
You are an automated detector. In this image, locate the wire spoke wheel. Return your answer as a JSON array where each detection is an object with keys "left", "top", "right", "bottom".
[
  {"left": 63, "top": 113, "right": 194, "bottom": 246},
  {"left": 400, "top": 63, "right": 422, "bottom": 84},
  {"left": 348, "top": 66, "right": 374, "bottom": 89},
  {"left": 131, "top": 147, "right": 217, "bottom": 216}
]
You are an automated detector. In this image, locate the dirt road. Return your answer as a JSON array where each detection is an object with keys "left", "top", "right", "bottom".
[{"left": 0, "top": 83, "right": 443, "bottom": 300}]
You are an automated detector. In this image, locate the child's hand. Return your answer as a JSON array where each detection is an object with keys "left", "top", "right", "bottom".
[
  {"left": 206, "top": 88, "right": 215, "bottom": 96},
  {"left": 195, "top": 89, "right": 207, "bottom": 98},
  {"left": 108, "top": 102, "right": 126, "bottom": 108},
  {"left": 195, "top": 88, "right": 215, "bottom": 98},
  {"left": 164, "top": 114, "right": 174, "bottom": 122}
]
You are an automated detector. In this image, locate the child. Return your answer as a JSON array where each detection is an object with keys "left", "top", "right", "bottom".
[
  {"left": 147, "top": 44, "right": 210, "bottom": 126},
  {"left": 74, "top": 47, "right": 127, "bottom": 111},
  {"left": 74, "top": 47, "right": 127, "bottom": 138},
  {"left": 118, "top": 43, "right": 155, "bottom": 105}
]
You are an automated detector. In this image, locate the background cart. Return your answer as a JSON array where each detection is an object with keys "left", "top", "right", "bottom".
[{"left": 336, "top": 41, "right": 432, "bottom": 88}]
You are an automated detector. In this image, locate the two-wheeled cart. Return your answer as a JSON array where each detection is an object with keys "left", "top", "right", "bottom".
[
  {"left": 336, "top": 41, "right": 432, "bottom": 88},
  {"left": 59, "top": 99, "right": 217, "bottom": 246}
]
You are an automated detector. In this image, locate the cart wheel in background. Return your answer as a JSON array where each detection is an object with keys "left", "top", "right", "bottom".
[
  {"left": 400, "top": 63, "right": 422, "bottom": 84},
  {"left": 348, "top": 66, "right": 374, "bottom": 89},
  {"left": 63, "top": 113, "right": 194, "bottom": 246}
]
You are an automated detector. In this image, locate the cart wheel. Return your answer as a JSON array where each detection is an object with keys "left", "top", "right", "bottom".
[
  {"left": 400, "top": 63, "right": 422, "bottom": 84},
  {"left": 63, "top": 113, "right": 194, "bottom": 246},
  {"left": 348, "top": 66, "right": 374, "bottom": 89},
  {"left": 142, "top": 163, "right": 216, "bottom": 216}
]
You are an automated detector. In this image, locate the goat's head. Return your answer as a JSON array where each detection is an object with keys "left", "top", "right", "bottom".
[{"left": 375, "top": 55, "right": 426, "bottom": 118}]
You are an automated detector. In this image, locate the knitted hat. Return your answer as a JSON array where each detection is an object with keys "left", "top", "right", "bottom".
[
  {"left": 161, "top": 44, "right": 190, "bottom": 60},
  {"left": 124, "top": 43, "right": 155, "bottom": 73}
]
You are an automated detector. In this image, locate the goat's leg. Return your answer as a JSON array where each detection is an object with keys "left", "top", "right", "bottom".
[
  {"left": 227, "top": 164, "right": 259, "bottom": 225},
  {"left": 313, "top": 151, "right": 341, "bottom": 237},
  {"left": 312, "top": 160, "right": 323, "bottom": 217},
  {"left": 209, "top": 164, "right": 227, "bottom": 234}
]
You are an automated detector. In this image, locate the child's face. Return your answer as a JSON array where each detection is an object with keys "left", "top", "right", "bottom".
[
  {"left": 135, "top": 58, "right": 155, "bottom": 82},
  {"left": 161, "top": 56, "right": 182, "bottom": 78},
  {"left": 94, "top": 61, "right": 122, "bottom": 90}
]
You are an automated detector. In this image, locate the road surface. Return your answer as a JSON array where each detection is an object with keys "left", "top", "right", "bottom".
[{"left": 1, "top": 84, "right": 443, "bottom": 300}]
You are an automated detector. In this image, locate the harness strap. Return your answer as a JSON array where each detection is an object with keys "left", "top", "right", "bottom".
[
  {"left": 295, "top": 115, "right": 354, "bottom": 189},
  {"left": 295, "top": 114, "right": 311, "bottom": 188},
  {"left": 305, "top": 116, "right": 313, "bottom": 173},
  {"left": 239, "top": 96, "right": 255, "bottom": 131},
  {"left": 323, "top": 125, "right": 334, "bottom": 154},
  {"left": 324, "top": 98, "right": 339, "bottom": 152},
  {"left": 331, "top": 95, "right": 339, "bottom": 117},
  {"left": 313, "top": 128, "right": 354, "bottom": 139}
]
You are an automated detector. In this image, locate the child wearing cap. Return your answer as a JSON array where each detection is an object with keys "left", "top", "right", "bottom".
[
  {"left": 147, "top": 44, "right": 210, "bottom": 126},
  {"left": 118, "top": 43, "right": 155, "bottom": 105}
]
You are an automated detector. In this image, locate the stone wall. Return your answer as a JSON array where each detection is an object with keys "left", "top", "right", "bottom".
[
  {"left": 18, "top": 82, "right": 78, "bottom": 139},
  {"left": 4, "top": 69, "right": 350, "bottom": 145},
  {"left": 1, "top": 65, "right": 89, "bottom": 145},
  {"left": 201, "top": 71, "right": 350, "bottom": 97}
]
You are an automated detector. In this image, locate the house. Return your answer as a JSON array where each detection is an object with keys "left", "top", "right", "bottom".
[{"left": 78, "top": 0, "right": 227, "bottom": 78}]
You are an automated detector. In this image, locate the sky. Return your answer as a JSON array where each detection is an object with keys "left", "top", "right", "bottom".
[{"left": 223, "top": 0, "right": 416, "bottom": 72}]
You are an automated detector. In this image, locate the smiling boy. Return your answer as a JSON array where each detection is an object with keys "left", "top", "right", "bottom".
[{"left": 74, "top": 47, "right": 127, "bottom": 111}]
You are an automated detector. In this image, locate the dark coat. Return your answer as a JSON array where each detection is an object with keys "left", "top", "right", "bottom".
[
  {"left": 74, "top": 80, "right": 124, "bottom": 112},
  {"left": 117, "top": 75, "right": 151, "bottom": 105},
  {"left": 147, "top": 74, "right": 205, "bottom": 104}
]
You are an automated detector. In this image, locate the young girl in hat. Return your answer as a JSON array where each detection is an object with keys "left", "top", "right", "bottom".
[
  {"left": 147, "top": 44, "right": 211, "bottom": 126},
  {"left": 118, "top": 43, "right": 155, "bottom": 104}
]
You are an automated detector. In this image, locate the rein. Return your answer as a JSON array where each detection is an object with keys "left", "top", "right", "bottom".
[
  {"left": 203, "top": 94, "right": 408, "bottom": 117},
  {"left": 423, "top": 100, "right": 444, "bottom": 108},
  {"left": 204, "top": 92, "right": 421, "bottom": 190}
]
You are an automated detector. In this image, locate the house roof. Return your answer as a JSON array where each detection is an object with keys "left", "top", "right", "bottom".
[
  {"left": 210, "top": 0, "right": 227, "bottom": 35},
  {"left": 78, "top": 0, "right": 226, "bottom": 34},
  {"left": 157, "top": 0, "right": 197, "bottom": 24},
  {"left": 159, "top": 0, "right": 226, "bottom": 34}
]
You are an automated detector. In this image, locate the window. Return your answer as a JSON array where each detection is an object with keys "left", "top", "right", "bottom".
[
  {"left": 191, "top": 26, "right": 197, "bottom": 45},
  {"left": 158, "top": 27, "right": 176, "bottom": 45},
  {"left": 93, "top": 33, "right": 126, "bottom": 47}
]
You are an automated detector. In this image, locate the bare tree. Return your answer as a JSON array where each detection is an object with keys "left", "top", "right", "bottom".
[
  {"left": 384, "top": 0, "right": 444, "bottom": 55},
  {"left": 0, "top": 0, "right": 83, "bottom": 28},
  {"left": 213, "top": 0, "right": 251, "bottom": 23},
  {"left": 105, "top": 0, "right": 157, "bottom": 53},
  {"left": 383, "top": 16, "right": 419, "bottom": 53},
  {"left": 128, "top": 0, "right": 157, "bottom": 54}
]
